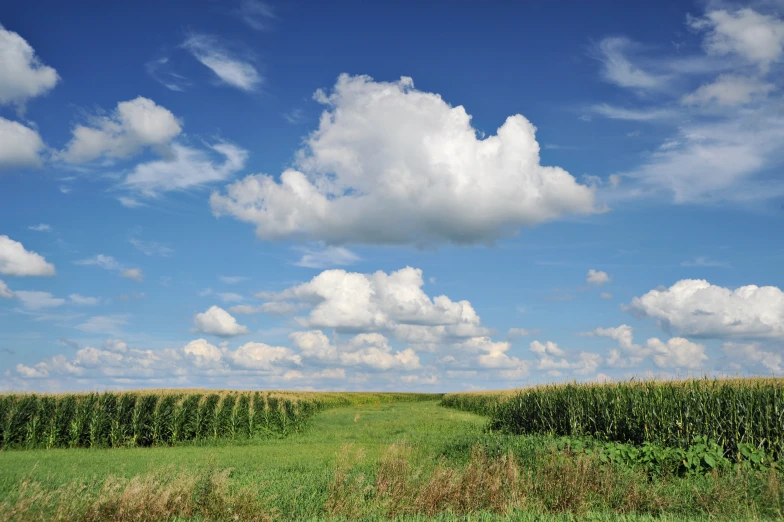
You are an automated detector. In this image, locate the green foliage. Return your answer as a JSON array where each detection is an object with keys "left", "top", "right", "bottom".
[
  {"left": 443, "top": 378, "right": 784, "bottom": 461},
  {"left": 0, "top": 390, "right": 440, "bottom": 450}
]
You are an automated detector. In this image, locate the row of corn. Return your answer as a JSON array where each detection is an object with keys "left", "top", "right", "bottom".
[
  {"left": 441, "top": 378, "right": 784, "bottom": 458},
  {"left": 0, "top": 390, "right": 440, "bottom": 449}
]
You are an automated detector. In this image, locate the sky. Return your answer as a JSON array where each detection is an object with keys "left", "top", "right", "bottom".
[{"left": 1, "top": 0, "right": 783, "bottom": 392}]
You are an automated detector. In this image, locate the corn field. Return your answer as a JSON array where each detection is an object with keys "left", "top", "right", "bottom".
[
  {"left": 0, "top": 390, "right": 439, "bottom": 450},
  {"left": 441, "top": 378, "right": 784, "bottom": 458}
]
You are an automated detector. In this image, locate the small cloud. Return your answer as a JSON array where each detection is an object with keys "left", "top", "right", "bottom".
[
  {"left": 28, "top": 224, "right": 51, "bottom": 232},
  {"left": 626, "top": 130, "right": 641, "bottom": 137},
  {"left": 69, "top": 294, "right": 100, "bottom": 306},
  {"left": 219, "top": 276, "right": 247, "bottom": 284},
  {"left": 14, "top": 290, "right": 65, "bottom": 310},
  {"left": 283, "top": 108, "right": 304, "bottom": 124},
  {"left": 600, "top": 292, "right": 613, "bottom": 300},
  {"left": 182, "top": 33, "right": 261, "bottom": 92},
  {"left": 508, "top": 328, "right": 539, "bottom": 338},
  {"left": 121, "top": 268, "right": 144, "bottom": 282},
  {"left": 118, "top": 197, "right": 144, "bottom": 208},
  {"left": 145, "top": 56, "right": 191, "bottom": 92},
  {"left": 193, "top": 305, "right": 249, "bottom": 337},
  {"left": 586, "top": 269, "right": 612, "bottom": 286},
  {"left": 75, "top": 315, "right": 129, "bottom": 335},
  {"left": 232, "top": 0, "right": 276, "bottom": 31},
  {"left": 0, "top": 235, "right": 56, "bottom": 277},
  {"left": 293, "top": 245, "right": 361, "bottom": 269},
  {"left": 217, "top": 292, "right": 244, "bottom": 303},
  {"left": 579, "top": 114, "right": 592, "bottom": 122},
  {"left": 59, "top": 338, "right": 80, "bottom": 349},
  {"left": 129, "top": 236, "right": 173, "bottom": 257},
  {"left": 681, "top": 256, "right": 730, "bottom": 267}
]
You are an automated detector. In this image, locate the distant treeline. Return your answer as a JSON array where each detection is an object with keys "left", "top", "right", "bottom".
[
  {"left": 0, "top": 390, "right": 440, "bottom": 449},
  {"left": 441, "top": 378, "right": 784, "bottom": 458}
]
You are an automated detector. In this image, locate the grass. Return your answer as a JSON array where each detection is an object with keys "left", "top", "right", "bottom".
[{"left": 0, "top": 398, "right": 782, "bottom": 520}]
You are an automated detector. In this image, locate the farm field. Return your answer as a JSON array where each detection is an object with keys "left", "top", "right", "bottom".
[{"left": 1, "top": 380, "right": 783, "bottom": 521}]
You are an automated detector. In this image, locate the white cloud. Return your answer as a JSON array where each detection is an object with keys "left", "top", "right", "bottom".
[
  {"left": 229, "top": 301, "right": 303, "bottom": 315},
  {"left": 528, "top": 339, "right": 601, "bottom": 375},
  {"left": 183, "top": 34, "right": 261, "bottom": 91},
  {"left": 60, "top": 97, "right": 182, "bottom": 163},
  {"left": 600, "top": 292, "right": 613, "bottom": 300},
  {"left": 590, "top": 104, "right": 675, "bottom": 121},
  {"left": 456, "top": 337, "right": 528, "bottom": 371},
  {"left": 129, "top": 237, "right": 173, "bottom": 257},
  {"left": 76, "top": 254, "right": 122, "bottom": 271},
  {"left": 233, "top": 0, "right": 276, "bottom": 31},
  {"left": 121, "top": 268, "right": 144, "bottom": 282},
  {"left": 627, "top": 279, "right": 784, "bottom": 339},
  {"left": 183, "top": 338, "right": 222, "bottom": 366},
  {"left": 219, "top": 276, "right": 247, "bottom": 284},
  {"left": 294, "top": 245, "right": 361, "bottom": 269},
  {"left": 0, "top": 279, "right": 13, "bottom": 299},
  {"left": 593, "top": 8, "right": 784, "bottom": 204},
  {"left": 689, "top": 8, "right": 784, "bottom": 70},
  {"left": 646, "top": 337, "right": 708, "bottom": 369},
  {"left": 0, "top": 24, "right": 59, "bottom": 106},
  {"left": 210, "top": 74, "right": 599, "bottom": 246},
  {"left": 118, "top": 197, "right": 144, "bottom": 208},
  {"left": 681, "top": 256, "right": 729, "bottom": 267},
  {"left": 69, "top": 294, "right": 100, "bottom": 306},
  {"left": 225, "top": 341, "right": 301, "bottom": 370},
  {"left": 723, "top": 341, "right": 782, "bottom": 373},
  {"left": 102, "top": 339, "right": 128, "bottom": 353},
  {"left": 507, "top": 328, "right": 531, "bottom": 337},
  {"left": 0, "top": 117, "right": 45, "bottom": 167},
  {"left": 682, "top": 75, "right": 775, "bottom": 107},
  {"left": 75, "top": 315, "right": 129, "bottom": 335},
  {"left": 28, "top": 223, "right": 50, "bottom": 232},
  {"left": 259, "top": 267, "right": 489, "bottom": 344},
  {"left": 217, "top": 292, "right": 244, "bottom": 303},
  {"left": 14, "top": 290, "right": 65, "bottom": 310},
  {"left": 145, "top": 57, "right": 191, "bottom": 92},
  {"left": 595, "top": 37, "right": 670, "bottom": 90},
  {"left": 586, "top": 269, "right": 612, "bottom": 286},
  {"left": 193, "top": 305, "right": 249, "bottom": 337},
  {"left": 625, "top": 112, "right": 784, "bottom": 203},
  {"left": 77, "top": 255, "right": 144, "bottom": 282},
  {"left": 0, "top": 235, "right": 55, "bottom": 276},
  {"left": 582, "top": 324, "right": 706, "bottom": 370},
  {"left": 123, "top": 142, "right": 247, "bottom": 197},
  {"left": 289, "top": 329, "right": 420, "bottom": 371}
]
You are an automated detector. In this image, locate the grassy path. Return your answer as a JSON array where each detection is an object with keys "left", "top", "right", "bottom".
[{"left": 0, "top": 401, "right": 486, "bottom": 518}]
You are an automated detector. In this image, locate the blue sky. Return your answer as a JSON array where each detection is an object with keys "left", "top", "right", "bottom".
[{"left": 1, "top": 0, "right": 783, "bottom": 392}]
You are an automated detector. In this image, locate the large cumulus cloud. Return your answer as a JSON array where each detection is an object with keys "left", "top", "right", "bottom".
[{"left": 210, "top": 74, "right": 599, "bottom": 246}]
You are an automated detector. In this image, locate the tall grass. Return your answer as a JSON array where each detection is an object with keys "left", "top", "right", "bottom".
[
  {"left": 441, "top": 378, "right": 784, "bottom": 458},
  {"left": 0, "top": 390, "right": 439, "bottom": 450}
]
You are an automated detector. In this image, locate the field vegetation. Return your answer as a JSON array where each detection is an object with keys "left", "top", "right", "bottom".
[
  {"left": 0, "top": 380, "right": 782, "bottom": 521},
  {"left": 0, "top": 390, "right": 438, "bottom": 449}
]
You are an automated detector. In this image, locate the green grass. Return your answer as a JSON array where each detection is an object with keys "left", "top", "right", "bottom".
[
  {"left": 0, "top": 402, "right": 483, "bottom": 520},
  {"left": 1, "top": 400, "right": 782, "bottom": 521}
]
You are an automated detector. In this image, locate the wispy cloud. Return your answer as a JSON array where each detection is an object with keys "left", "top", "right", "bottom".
[
  {"left": 591, "top": 6, "right": 784, "bottom": 204},
  {"left": 145, "top": 56, "right": 191, "bottom": 92},
  {"left": 28, "top": 223, "right": 51, "bottom": 232},
  {"left": 293, "top": 245, "right": 361, "bottom": 269},
  {"left": 681, "top": 256, "right": 730, "bottom": 267},
  {"left": 232, "top": 0, "right": 276, "bottom": 31},
  {"left": 183, "top": 34, "right": 261, "bottom": 91}
]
